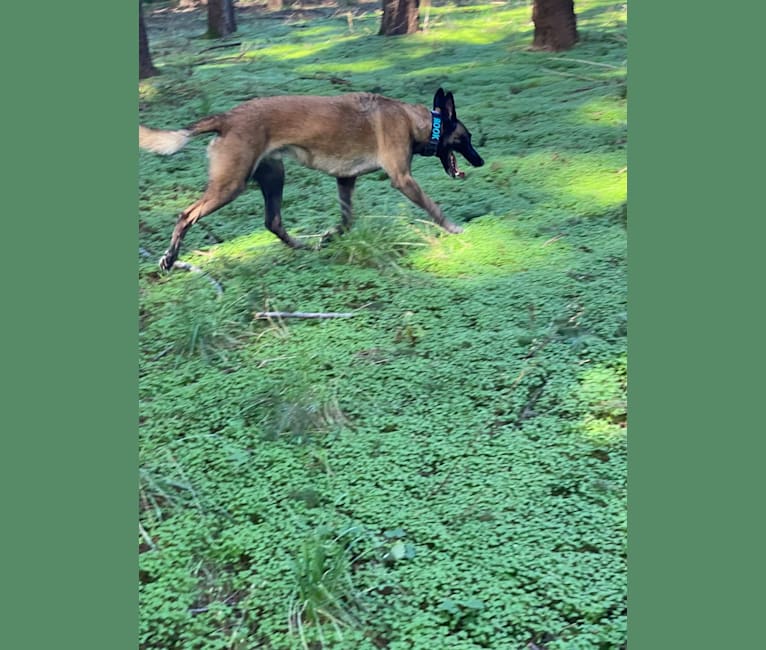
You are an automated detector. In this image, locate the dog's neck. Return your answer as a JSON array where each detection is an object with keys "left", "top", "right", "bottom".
[{"left": 416, "top": 110, "right": 443, "bottom": 157}]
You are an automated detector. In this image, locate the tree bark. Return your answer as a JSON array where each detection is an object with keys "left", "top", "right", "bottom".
[
  {"left": 379, "top": 0, "right": 420, "bottom": 36},
  {"left": 139, "top": 3, "right": 159, "bottom": 79},
  {"left": 207, "top": 0, "right": 237, "bottom": 39},
  {"left": 532, "top": 0, "right": 578, "bottom": 51}
]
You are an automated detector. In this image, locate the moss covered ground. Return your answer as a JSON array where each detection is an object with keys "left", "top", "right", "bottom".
[{"left": 139, "top": 2, "right": 627, "bottom": 648}]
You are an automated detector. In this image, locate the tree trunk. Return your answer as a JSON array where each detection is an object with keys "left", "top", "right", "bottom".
[
  {"left": 207, "top": 0, "right": 237, "bottom": 39},
  {"left": 139, "top": 3, "right": 159, "bottom": 79},
  {"left": 379, "top": 0, "right": 419, "bottom": 36},
  {"left": 532, "top": 0, "right": 578, "bottom": 51}
]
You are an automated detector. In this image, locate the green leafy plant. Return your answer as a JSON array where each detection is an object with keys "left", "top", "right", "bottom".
[
  {"left": 381, "top": 527, "right": 417, "bottom": 564},
  {"left": 437, "top": 597, "right": 486, "bottom": 632}
]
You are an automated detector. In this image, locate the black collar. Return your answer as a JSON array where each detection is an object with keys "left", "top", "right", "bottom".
[{"left": 420, "top": 111, "right": 443, "bottom": 157}]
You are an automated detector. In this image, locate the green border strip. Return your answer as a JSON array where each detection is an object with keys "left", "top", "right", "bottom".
[
  {"left": 630, "top": 2, "right": 765, "bottom": 648},
  {"left": 4, "top": 3, "right": 136, "bottom": 649}
]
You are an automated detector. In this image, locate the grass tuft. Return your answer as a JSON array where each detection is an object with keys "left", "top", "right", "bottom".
[
  {"left": 321, "top": 214, "right": 432, "bottom": 271},
  {"left": 287, "top": 528, "right": 365, "bottom": 649}
]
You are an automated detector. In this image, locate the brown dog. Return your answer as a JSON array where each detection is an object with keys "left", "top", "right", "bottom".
[{"left": 139, "top": 88, "right": 484, "bottom": 270}]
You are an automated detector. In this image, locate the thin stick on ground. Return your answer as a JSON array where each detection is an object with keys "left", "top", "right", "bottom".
[
  {"left": 198, "top": 41, "right": 242, "bottom": 53},
  {"left": 253, "top": 311, "right": 356, "bottom": 319},
  {"left": 139, "top": 248, "right": 224, "bottom": 296},
  {"left": 540, "top": 67, "right": 601, "bottom": 82},
  {"left": 547, "top": 56, "right": 625, "bottom": 69}
]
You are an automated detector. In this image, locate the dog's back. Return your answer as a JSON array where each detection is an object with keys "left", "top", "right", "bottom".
[{"left": 199, "top": 93, "right": 427, "bottom": 178}]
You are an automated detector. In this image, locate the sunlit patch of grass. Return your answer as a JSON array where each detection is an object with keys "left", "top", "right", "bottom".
[
  {"left": 580, "top": 414, "right": 626, "bottom": 445},
  {"left": 205, "top": 229, "right": 289, "bottom": 265},
  {"left": 577, "top": 0, "right": 628, "bottom": 30},
  {"left": 258, "top": 36, "right": 359, "bottom": 62},
  {"left": 576, "top": 358, "right": 627, "bottom": 445},
  {"left": 403, "top": 59, "right": 487, "bottom": 78},
  {"left": 425, "top": 2, "right": 529, "bottom": 19},
  {"left": 285, "top": 23, "right": 343, "bottom": 40},
  {"left": 523, "top": 151, "right": 627, "bottom": 212},
  {"left": 410, "top": 214, "right": 570, "bottom": 278},
  {"left": 574, "top": 96, "right": 627, "bottom": 127},
  {"left": 138, "top": 80, "right": 159, "bottom": 102},
  {"left": 425, "top": 4, "right": 532, "bottom": 45}
]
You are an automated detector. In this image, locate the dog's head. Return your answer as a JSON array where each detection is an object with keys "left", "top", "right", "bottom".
[{"left": 433, "top": 88, "right": 485, "bottom": 178}]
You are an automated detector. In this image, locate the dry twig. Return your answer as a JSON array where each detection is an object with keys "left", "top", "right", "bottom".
[
  {"left": 253, "top": 311, "right": 355, "bottom": 319},
  {"left": 139, "top": 247, "right": 224, "bottom": 296}
]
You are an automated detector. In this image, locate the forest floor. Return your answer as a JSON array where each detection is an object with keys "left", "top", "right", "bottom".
[{"left": 139, "top": 1, "right": 627, "bottom": 648}]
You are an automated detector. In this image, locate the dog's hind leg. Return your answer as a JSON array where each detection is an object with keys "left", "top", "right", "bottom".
[
  {"left": 159, "top": 181, "right": 246, "bottom": 271},
  {"left": 159, "top": 137, "right": 254, "bottom": 271},
  {"left": 253, "top": 158, "right": 306, "bottom": 249}
]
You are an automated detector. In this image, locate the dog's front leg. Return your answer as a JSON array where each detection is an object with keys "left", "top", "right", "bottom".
[
  {"left": 387, "top": 172, "right": 463, "bottom": 234},
  {"left": 336, "top": 176, "right": 357, "bottom": 232},
  {"left": 318, "top": 176, "right": 357, "bottom": 246}
]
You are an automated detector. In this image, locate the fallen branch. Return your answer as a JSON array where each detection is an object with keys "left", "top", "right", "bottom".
[
  {"left": 253, "top": 311, "right": 355, "bottom": 319},
  {"left": 198, "top": 41, "right": 242, "bottom": 53},
  {"left": 139, "top": 247, "right": 224, "bottom": 296},
  {"left": 193, "top": 52, "right": 246, "bottom": 66},
  {"left": 513, "top": 379, "right": 548, "bottom": 430},
  {"left": 172, "top": 261, "right": 224, "bottom": 296},
  {"left": 547, "top": 56, "right": 624, "bottom": 70},
  {"left": 540, "top": 67, "right": 600, "bottom": 82}
]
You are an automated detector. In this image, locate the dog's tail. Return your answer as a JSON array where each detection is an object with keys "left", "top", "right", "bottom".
[
  {"left": 139, "top": 115, "right": 224, "bottom": 155},
  {"left": 138, "top": 125, "right": 191, "bottom": 155}
]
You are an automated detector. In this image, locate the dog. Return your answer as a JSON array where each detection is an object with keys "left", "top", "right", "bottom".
[{"left": 139, "top": 88, "right": 484, "bottom": 270}]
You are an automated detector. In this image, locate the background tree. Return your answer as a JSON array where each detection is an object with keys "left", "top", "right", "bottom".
[
  {"left": 139, "top": 2, "right": 159, "bottom": 79},
  {"left": 379, "top": 0, "right": 420, "bottom": 36},
  {"left": 532, "top": 0, "right": 578, "bottom": 51},
  {"left": 207, "top": 0, "right": 237, "bottom": 39}
]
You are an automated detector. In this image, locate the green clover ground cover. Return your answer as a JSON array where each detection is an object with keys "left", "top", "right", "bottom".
[{"left": 139, "top": 2, "right": 627, "bottom": 648}]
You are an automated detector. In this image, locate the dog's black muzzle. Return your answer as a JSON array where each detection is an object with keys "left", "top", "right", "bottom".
[
  {"left": 464, "top": 145, "right": 485, "bottom": 168},
  {"left": 440, "top": 145, "right": 484, "bottom": 179}
]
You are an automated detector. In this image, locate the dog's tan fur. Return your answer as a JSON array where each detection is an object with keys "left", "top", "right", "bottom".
[{"left": 139, "top": 91, "right": 483, "bottom": 270}]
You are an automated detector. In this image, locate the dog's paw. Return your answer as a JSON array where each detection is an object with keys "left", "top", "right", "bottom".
[
  {"left": 286, "top": 237, "right": 310, "bottom": 251},
  {"left": 158, "top": 253, "right": 175, "bottom": 272}
]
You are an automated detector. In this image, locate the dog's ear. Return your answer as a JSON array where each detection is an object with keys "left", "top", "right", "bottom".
[
  {"left": 444, "top": 92, "right": 457, "bottom": 121},
  {"left": 433, "top": 88, "right": 446, "bottom": 110}
]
